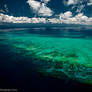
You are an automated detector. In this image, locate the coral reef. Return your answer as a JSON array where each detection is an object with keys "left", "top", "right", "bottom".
[{"left": 7, "top": 32, "right": 92, "bottom": 84}]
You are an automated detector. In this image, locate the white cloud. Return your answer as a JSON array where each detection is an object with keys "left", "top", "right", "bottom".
[
  {"left": 27, "top": 0, "right": 40, "bottom": 11},
  {"left": 87, "top": 0, "right": 92, "bottom": 6},
  {"left": 1, "top": 11, "right": 92, "bottom": 25},
  {"left": 65, "top": 0, "right": 85, "bottom": 13},
  {"left": 38, "top": 3, "right": 53, "bottom": 16},
  {"left": 67, "top": 0, "right": 75, "bottom": 5},
  {"left": 1, "top": 0, "right": 92, "bottom": 25},
  {"left": 66, "top": 0, "right": 79, "bottom": 5},
  {"left": 0, "top": 13, "right": 46, "bottom": 23},
  {"left": 66, "top": 0, "right": 92, "bottom": 6},
  {"left": 48, "top": 18, "right": 61, "bottom": 23},
  {"left": 59, "top": 11, "right": 72, "bottom": 19},
  {"left": 27, "top": 0, "right": 53, "bottom": 16},
  {"left": 59, "top": 12, "right": 91, "bottom": 25}
]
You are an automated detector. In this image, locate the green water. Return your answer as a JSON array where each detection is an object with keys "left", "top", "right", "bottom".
[{"left": 1, "top": 28, "right": 92, "bottom": 84}]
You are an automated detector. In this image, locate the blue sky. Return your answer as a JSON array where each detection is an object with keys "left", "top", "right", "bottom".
[
  {"left": 0, "top": 0, "right": 92, "bottom": 17},
  {"left": 0, "top": 0, "right": 92, "bottom": 24},
  {"left": 0, "top": 0, "right": 33, "bottom": 17}
]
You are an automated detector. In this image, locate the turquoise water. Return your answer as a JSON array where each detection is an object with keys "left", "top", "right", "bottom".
[{"left": 0, "top": 27, "right": 92, "bottom": 91}]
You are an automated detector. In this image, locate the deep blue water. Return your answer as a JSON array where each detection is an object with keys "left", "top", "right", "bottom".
[{"left": 0, "top": 27, "right": 92, "bottom": 92}]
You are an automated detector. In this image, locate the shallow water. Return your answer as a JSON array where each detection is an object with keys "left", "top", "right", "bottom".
[{"left": 0, "top": 27, "right": 92, "bottom": 91}]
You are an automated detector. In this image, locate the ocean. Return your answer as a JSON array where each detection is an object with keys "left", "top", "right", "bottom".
[{"left": 0, "top": 26, "right": 92, "bottom": 92}]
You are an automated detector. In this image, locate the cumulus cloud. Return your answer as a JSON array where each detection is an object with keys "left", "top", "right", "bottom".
[
  {"left": 59, "top": 11, "right": 72, "bottom": 19},
  {"left": 59, "top": 11, "right": 92, "bottom": 25},
  {"left": 66, "top": 0, "right": 92, "bottom": 6},
  {"left": 64, "top": 0, "right": 85, "bottom": 13},
  {"left": 67, "top": 0, "right": 76, "bottom": 5},
  {"left": 27, "top": 0, "right": 53, "bottom": 16},
  {"left": 87, "top": 0, "right": 92, "bottom": 6},
  {"left": 0, "top": 13, "right": 46, "bottom": 23},
  {"left": 38, "top": 3, "right": 53, "bottom": 16},
  {"left": 66, "top": 0, "right": 79, "bottom": 5},
  {"left": 1, "top": 11, "right": 92, "bottom": 25},
  {"left": 27, "top": 0, "right": 40, "bottom": 11},
  {"left": 1, "top": 0, "right": 92, "bottom": 25}
]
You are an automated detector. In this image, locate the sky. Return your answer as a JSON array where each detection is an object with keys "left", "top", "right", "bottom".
[{"left": 1, "top": 0, "right": 92, "bottom": 25}]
